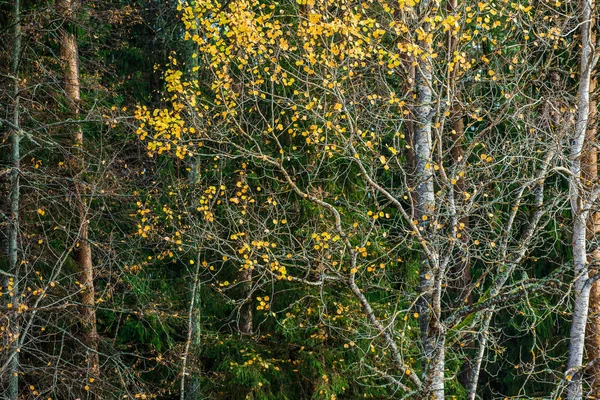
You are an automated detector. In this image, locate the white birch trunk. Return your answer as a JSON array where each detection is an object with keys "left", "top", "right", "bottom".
[
  {"left": 567, "top": 1, "right": 596, "bottom": 398},
  {"left": 568, "top": 215, "right": 592, "bottom": 399},
  {"left": 414, "top": 1, "right": 442, "bottom": 396}
]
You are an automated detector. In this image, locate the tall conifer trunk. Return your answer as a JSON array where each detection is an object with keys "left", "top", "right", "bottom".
[
  {"left": 57, "top": 0, "right": 99, "bottom": 378},
  {"left": 446, "top": 0, "right": 473, "bottom": 388}
]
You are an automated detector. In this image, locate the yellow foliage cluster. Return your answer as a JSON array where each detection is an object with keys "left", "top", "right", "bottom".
[{"left": 137, "top": 0, "right": 545, "bottom": 162}]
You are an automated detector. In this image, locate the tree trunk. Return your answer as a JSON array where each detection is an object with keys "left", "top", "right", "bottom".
[
  {"left": 414, "top": 1, "right": 443, "bottom": 397},
  {"left": 181, "top": 260, "right": 202, "bottom": 400},
  {"left": 446, "top": 0, "right": 471, "bottom": 306},
  {"left": 238, "top": 267, "right": 253, "bottom": 335},
  {"left": 185, "top": 289, "right": 203, "bottom": 399},
  {"left": 5, "top": 0, "right": 22, "bottom": 398},
  {"left": 584, "top": 65, "right": 600, "bottom": 400},
  {"left": 57, "top": 0, "right": 99, "bottom": 378},
  {"left": 569, "top": 216, "right": 592, "bottom": 400},
  {"left": 446, "top": 0, "right": 473, "bottom": 389},
  {"left": 567, "top": 1, "right": 596, "bottom": 398}
]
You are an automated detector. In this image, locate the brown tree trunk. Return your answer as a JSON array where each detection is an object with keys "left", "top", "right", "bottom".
[
  {"left": 238, "top": 268, "right": 253, "bottom": 335},
  {"left": 446, "top": 0, "right": 471, "bottom": 308},
  {"left": 57, "top": 0, "right": 99, "bottom": 378},
  {"left": 450, "top": 115, "right": 471, "bottom": 304},
  {"left": 446, "top": 0, "right": 473, "bottom": 389}
]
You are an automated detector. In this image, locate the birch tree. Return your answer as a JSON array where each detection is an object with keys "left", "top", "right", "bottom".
[
  {"left": 136, "top": 0, "right": 568, "bottom": 397},
  {"left": 566, "top": 1, "right": 600, "bottom": 399},
  {"left": 580, "top": 4, "right": 600, "bottom": 397}
]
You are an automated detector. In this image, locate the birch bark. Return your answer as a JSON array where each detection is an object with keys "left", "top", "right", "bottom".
[
  {"left": 566, "top": 1, "right": 596, "bottom": 398},
  {"left": 583, "top": 75, "right": 600, "bottom": 397},
  {"left": 414, "top": 1, "right": 443, "bottom": 397}
]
